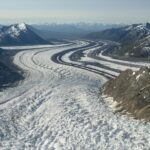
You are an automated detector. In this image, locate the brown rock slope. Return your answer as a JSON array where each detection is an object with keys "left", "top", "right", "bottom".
[{"left": 103, "top": 67, "right": 150, "bottom": 121}]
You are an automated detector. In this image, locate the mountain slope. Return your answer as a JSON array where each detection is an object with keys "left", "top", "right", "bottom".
[
  {"left": 86, "top": 23, "right": 150, "bottom": 59},
  {"left": 86, "top": 23, "right": 150, "bottom": 43},
  {"left": 0, "top": 23, "right": 50, "bottom": 46},
  {"left": 103, "top": 67, "right": 150, "bottom": 121}
]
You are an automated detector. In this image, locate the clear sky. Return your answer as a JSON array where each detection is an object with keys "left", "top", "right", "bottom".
[{"left": 0, "top": 0, "right": 150, "bottom": 24}]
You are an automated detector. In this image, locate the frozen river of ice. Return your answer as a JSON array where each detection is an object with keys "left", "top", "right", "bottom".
[{"left": 0, "top": 41, "right": 150, "bottom": 149}]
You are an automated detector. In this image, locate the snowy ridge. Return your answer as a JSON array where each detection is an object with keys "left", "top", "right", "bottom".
[
  {"left": 5, "top": 23, "right": 27, "bottom": 38},
  {"left": 0, "top": 23, "right": 49, "bottom": 46},
  {"left": 18, "top": 23, "right": 27, "bottom": 31}
]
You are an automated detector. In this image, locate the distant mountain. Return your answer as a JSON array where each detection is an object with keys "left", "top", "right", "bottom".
[
  {"left": 0, "top": 23, "right": 50, "bottom": 46},
  {"left": 32, "top": 24, "right": 88, "bottom": 40},
  {"left": 31, "top": 27, "right": 82, "bottom": 40},
  {"left": 86, "top": 23, "right": 150, "bottom": 42},
  {"left": 73, "top": 23, "right": 122, "bottom": 32},
  {"left": 86, "top": 23, "right": 150, "bottom": 58},
  {"left": 32, "top": 23, "right": 122, "bottom": 40}
]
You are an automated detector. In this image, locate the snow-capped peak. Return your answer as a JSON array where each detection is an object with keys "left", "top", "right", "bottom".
[
  {"left": 124, "top": 23, "right": 150, "bottom": 37},
  {"left": 18, "top": 23, "right": 27, "bottom": 31},
  {"left": 5, "top": 23, "right": 28, "bottom": 38}
]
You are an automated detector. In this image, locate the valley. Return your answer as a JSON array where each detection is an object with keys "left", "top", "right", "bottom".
[{"left": 0, "top": 40, "right": 150, "bottom": 149}]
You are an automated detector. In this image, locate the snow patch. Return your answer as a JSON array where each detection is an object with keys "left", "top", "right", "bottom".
[
  {"left": 18, "top": 23, "right": 27, "bottom": 31},
  {"left": 102, "top": 95, "right": 121, "bottom": 112},
  {"left": 136, "top": 74, "right": 141, "bottom": 81}
]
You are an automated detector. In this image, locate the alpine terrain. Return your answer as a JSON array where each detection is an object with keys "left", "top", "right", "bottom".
[{"left": 0, "top": 38, "right": 150, "bottom": 149}]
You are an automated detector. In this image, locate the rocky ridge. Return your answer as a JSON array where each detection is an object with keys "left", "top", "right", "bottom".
[{"left": 103, "top": 67, "right": 150, "bottom": 121}]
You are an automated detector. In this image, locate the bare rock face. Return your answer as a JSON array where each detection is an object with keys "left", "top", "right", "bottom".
[{"left": 103, "top": 67, "right": 150, "bottom": 121}]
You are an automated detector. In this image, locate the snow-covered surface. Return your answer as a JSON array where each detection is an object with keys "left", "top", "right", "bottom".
[
  {"left": 136, "top": 74, "right": 141, "bottom": 81},
  {"left": 124, "top": 23, "right": 150, "bottom": 34},
  {"left": 0, "top": 40, "right": 86, "bottom": 50},
  {"left": 86, "top": 65, "right": 119, "bottom": 77},
  {"left": 61, "top": 44, "right": 138, "bottom": 79},
  {"left": 81, "top": 56, "right": 138, "bottom": 71},
  {"left": 1, "top": 44, "right": 60, "bottom": 50},
  {"left": 1, "top": 40, "right": 150, "bottom": 149},
  {"left": 7, "top": 26, "right": 20, "bottom": 37},
  {"left": 99, "top": 51, "right": 150, "bottom": 68},
  {"left": 62, "top": 52, "right": 118, "bottom": 77},
  {"left": 18, "top": 23, "right": 27, "bottom": 31},
  {"left": 102, "top": 95, "right": 121, "bottom": 112}
]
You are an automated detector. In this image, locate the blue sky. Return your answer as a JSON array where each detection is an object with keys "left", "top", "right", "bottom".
[{"left": 0, "top": 0, "right": 150, "bottom": 24}]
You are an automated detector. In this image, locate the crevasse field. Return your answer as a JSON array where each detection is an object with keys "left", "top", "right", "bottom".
[{"left": 0, "top": 40, "right": 150, "bottom": 150}]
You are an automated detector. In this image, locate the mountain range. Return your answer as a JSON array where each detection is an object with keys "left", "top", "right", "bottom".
[
  {"left": 1, "top": 22, "right": 150, "bottom": 59},
  {"left": 32, "top": 23, "right": 122, "bottom": 40},
  {"left": 86, "top": 23, "right": 150, "bottom": 59},
  {"left": 0, "top": 23, "right": 123, "bottom": 46}
]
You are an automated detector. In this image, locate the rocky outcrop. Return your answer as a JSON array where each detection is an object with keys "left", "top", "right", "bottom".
[{"left": 103, "top": 67, "right": 150, "bottom": 121}]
